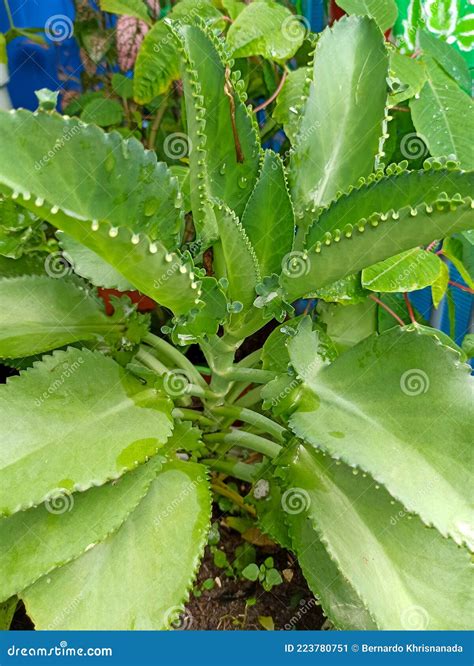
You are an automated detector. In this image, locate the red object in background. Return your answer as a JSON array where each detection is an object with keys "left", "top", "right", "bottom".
[
  {"left": 329, "top": 0, "right": 347, "bottom": 24},
  {"left": 98, "top": 288, "right": 156, "bottom": 315},
  {"left": 329, "top": 1, "right": 392, "bottom": 38}
]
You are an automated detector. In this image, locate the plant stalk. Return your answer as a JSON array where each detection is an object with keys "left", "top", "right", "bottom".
[
  {"left": 213, "top": 405, "right": 286, "bottom": 442},
  {"left": 203, "top": 429, "right": 282, "bottom": 459}
]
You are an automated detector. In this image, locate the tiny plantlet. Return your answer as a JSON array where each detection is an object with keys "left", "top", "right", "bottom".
[{"left": 0, "top": 1, "right": 472, "bottom": 631}]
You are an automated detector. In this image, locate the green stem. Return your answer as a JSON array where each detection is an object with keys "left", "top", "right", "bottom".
[
  {"left": 147, "top": 100, "right": 168, "bottom": 150},
  {"left": 236, "top": 349, "right": 262, "bottom": 368},
  {"left": 213, "top": 406, "right": 286, "bottom": 442},
  {"left": 144, "top": 333, "right": 207, "bottom": 389},
  {"left": 136, "top": 348, "right": 168, "bottom": 376},
  {"left": 234, "top": 385, "right": 264, "bottom": 408},
  {"left": 211, "top": 482, "right": 256, "bottom": 516},
  {"left": 203, "top": 429, "right": 282, "bottom": 459},
  {"left": 172, "top": 408, "right": 215, "bottom": 427},
  {"left": 223, "top": 368, "right": 276, "bottom": 383},
  {"left": 202, "top": 458, "right": 257, "bottom": 483},
  {"left": 3, "top": 0, "right": 14, "bottom": 28}
]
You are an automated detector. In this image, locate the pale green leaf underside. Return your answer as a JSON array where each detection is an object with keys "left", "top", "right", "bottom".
[
  {"left": 289, "top": 328, "right": 474, "bottom": 548},
  {"left": 0, "top": 276, "right": 118, "bottom": 358},
  {"left": 336, "top": 0, "right": 398, "bottom": 32},
  {"left": 58, "top": 233, "right": 133, "bottom": 290},
  {"left": 290, "top": 16, "right": 388, "bottom": 212},
  {"left": 284, "top": 443, "right": 473, "bottom": 629},
  {"left": 226, "top": 0, "right": 305, "bottom": 63},
  {"left": 0, "top": 347, "right": 172, "bottom": 516},
  {"left": 410, "top": 60, "right": 474, "bottom": 170},
  {"left": 22, "top": 461, "right": 211, "bottom": 630},
  {"left": 0, "top": 460, "right": 161, "bottom": 602},
  {"left": 287, "top": 513, "right": 377, "bottom": 629},
  {"left": 361, "top": 248, "right": 442, "bottom": 292}
]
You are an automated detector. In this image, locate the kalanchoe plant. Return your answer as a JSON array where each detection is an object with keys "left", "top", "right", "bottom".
[{"left": 0, "top": 9, "right": 473, "bottom": 631}]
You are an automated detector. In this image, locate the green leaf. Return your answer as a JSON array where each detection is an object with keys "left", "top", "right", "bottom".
[
  {"left": 410, "top": 59, "right": 474, "bottom": 170},
  {"left": 58, "top": 233, "right": 133, "bottom": 290},
  {"left": 418, "top": 29, "right": 471, "bottom": 93},
  {"left": 313, "top": 274, "right": 369, "bottom": 305},
  {"left": 226, "top": 0, "right": 305, "bottom": 64},
  {"left": 0, "top": 597, "right": 17, "bottom": 630},
  {"left": 443, "top": 236, "right": 474, "bottom": 289},
  {"left": 0, "top": 347, "right": 172, "bottom": 516},
  {"left": 387, "top": 50, "right": 427, "bottom": 105},
  {"left": 282, "top": 167, "right": 474, "bottom": 301},
  {"left": 336, "top": 0, "right": 398, "bottom": 32},
  {"left": 0, "top": 109, "right": 200, "bottom": 315},
  {"left": 431, "top": 259, "right": 449, "bottom": 308},
  {"left": 315, "top": 300, "right": 377, "bottom": 353},
  {"left": 0, "top": 276, "right": 120, "bottom": 358},
  {"left": 99, "top": 0, "right": 152, "bottom": 24},
  {"left": 242, "top": 562, "right": 260, "bottom": 581},
  {"left": 0, "top": 198, "right": 41, "bottom": 259},
  {"left": 21, "top": 461, "right": 211, "bottom": 630},
  {"left": 173, "top": 21, "right": 261, "bottom": 242},
  {"left": 240, "top": 151, "right": 294, "bottom": 277},
  {"left": 0, "top": 33, "right": 7, "bottom": 65},
  {"left": 289, "top": 16, "right": 388, "bottom": 214},
  {"left": 111, "top": 73, "right": 134, "bottom": 99},
  {"left": 361, "top": 248, "right": 443, "bottom": 292},
  {"left": 0, "top": 460, "right": 161, "bottom": 602},
  {"left": 283, "top": 443, "right": 473, "bottom": 629},
  {"left": 80, "top": 98, "right": 124, "bottom": 127},
  {"left": 272, "top": 67, "right": 311, "bottom": 143},
  {"left": 287, "top": 512, "right": 377, "bottom": 629},
  {"left": 462, "top": 333, "right": 474, "bottom": 360},
  {"left": 134, "top": 1, "right": 224, "bottom": 103},
  {"left": 288, "top": 327, "right": 474, "bottom": 548}
]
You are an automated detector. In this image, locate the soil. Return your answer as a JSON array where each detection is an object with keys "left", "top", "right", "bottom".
[{"left": 187, "top": 526, "right": 325, "bottom": 631}]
